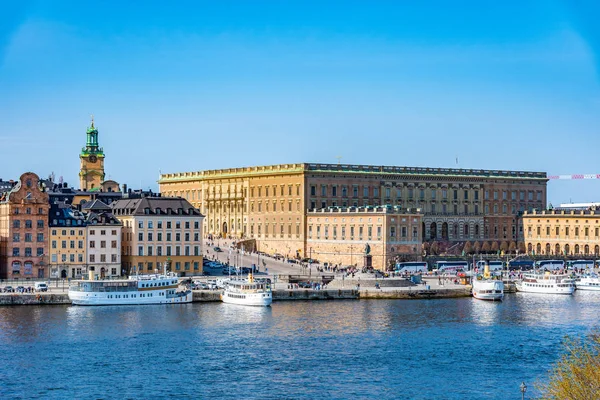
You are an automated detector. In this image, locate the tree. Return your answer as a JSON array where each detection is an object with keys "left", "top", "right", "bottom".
[
  {"left": 430, "top": 241, "right": 439, "bottom": 256},
  {"left": 473, "top": 241, "right": 481, "bottom": 254},
  {"left": 491, "top": 241, "right": 499, "bottom": 253},
  {"left": 481, "top": 241, "right": 491, "bottom": 253},
  {"left": 463, "top": 241, "right": 472, "bottom": 255},
  {"left": 509, "top": 241, "right": 517, "bottom": 253},
  {"left": 539, "top": 331, "right": 600, "bottom": 399}
]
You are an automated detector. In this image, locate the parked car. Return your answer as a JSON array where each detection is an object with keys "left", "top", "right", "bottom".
[
  {"left": 35, "top": 282, "right": 48, "bottom": 292},
  {"left": 298, "top": 282, "right": 312, "bottom": 289},
  {"left": 273, "top": 253, "right": 284, "bottom": 260},
  {"left": 213, "top": 247, "right": 223, "bottom": 252},
  {"left": 3, "top": 286, "right": 14, "bottom": 293},
  {"left": 16, "top": 286, "right": 25, "bottom": 293}
]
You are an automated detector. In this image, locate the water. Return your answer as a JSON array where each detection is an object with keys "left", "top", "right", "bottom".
[{"left": 1, "top": 293, "right": 599, "bottom": 399}]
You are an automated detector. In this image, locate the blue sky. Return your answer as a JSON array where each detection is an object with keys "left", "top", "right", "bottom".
[{"left": 1, "top": 1, "right": 599, "bottom": 204}]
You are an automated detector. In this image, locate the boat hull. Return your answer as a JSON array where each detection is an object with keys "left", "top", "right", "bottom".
[
  {"left": 221, "top": 291, "right": 272, "bottom": 306},
  {"left": 472, "top": 279, "right": 504, "bottom": 301},
  {"left": 515, "top": 283, "right": 574, "bottom": 295},
  {"left": 575, "top": 283, "right": 600, "bottom": 291},
  {"left": 69, "top": 290, "right": 193, "bottom": 306}
]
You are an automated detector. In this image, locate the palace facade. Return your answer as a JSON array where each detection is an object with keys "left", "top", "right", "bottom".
[
  {"left": 522, "top": 208, "right": 600, "bottom": 257},
  {"left": 159, "top": 163, "right": 547, "bottom": 261}
]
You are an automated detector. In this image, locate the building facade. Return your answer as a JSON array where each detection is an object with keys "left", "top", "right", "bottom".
[
  {"left": 0, "top": 172, "right": 50, "bottom": 279},
  {"left": 159, "top": 163, "right": 547, "bottom": 259},
  {"left": 306, "top": 206, "right": 422, "bottom": 270},
  {"left": 79, "top": 117, "right": 106, "bottom": 191},
  {"left": 111, "top": 197, "right": 204, "bottom": 276},
  {"left": 49, "top": 202, "right": 87, "bottom": 279},
  {"left": 522, "top": 208, "right": 600, "bottom": 257},
  {"left": 84, "top": 200, "right": 122, "bottom": 278}
]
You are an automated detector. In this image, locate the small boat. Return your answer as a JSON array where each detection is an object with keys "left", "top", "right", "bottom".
[
  {"left": 575, "top": 274, "right": 600, "bottom": 291},
  {"left": 515, "top": 271, "right": 575, "bottom": 295},
  {"left": 221, "top": 274, "right": 272, "bottom": 306},
  {"left": 472, "top": 263, "right": 504, "bottom": 301},
  {"left": 68, "top": 269, "right": 192, "bottom": 306}
]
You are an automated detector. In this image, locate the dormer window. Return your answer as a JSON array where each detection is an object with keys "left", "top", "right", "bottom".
[
  {"left": 155, "top": 208, "right": 161, "bottom": 214},
  {"left": 144, "top": 208, "right": 150, "bottom": 215}
]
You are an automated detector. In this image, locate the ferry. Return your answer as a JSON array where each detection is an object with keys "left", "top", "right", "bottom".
[
  {"left": 472, "top": 264, "right": 504, "bottom": 301},
  {"left": 575, "top": 274, "right": 600, "bottom": 291},
  {"left": 68, "top": 270, "right": 192, "bottom": 306},
  {"left": 221, "top": 274, "right": 272, "bottom": 306},
  {"left": 515, "top": 272, "right": 575, "bottom": 295}
]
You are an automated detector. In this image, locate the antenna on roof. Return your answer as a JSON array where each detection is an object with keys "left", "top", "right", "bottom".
[{"left": 335, "top": 156, "right": 342, "bottom": 164}]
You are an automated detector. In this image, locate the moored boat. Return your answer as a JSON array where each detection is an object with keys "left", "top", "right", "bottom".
[
  {"left": 472, "top": 263, "right": 504, "bottom": 301},
  {"left": 575, "top": 274, "right": 600, "bottom": 291},
  {"left": 68, "top": 269, "right": 192, "bottom": 306},
  {"left": 221, "top": 274, "right": 272, "bottom": 306},
  {"left": 515, "top": 272, "right": 575, "bottom": 295}
]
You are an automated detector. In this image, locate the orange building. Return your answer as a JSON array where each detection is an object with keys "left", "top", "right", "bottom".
[{"left": 0, "top": 172, "right": 50, "bottom": 279}]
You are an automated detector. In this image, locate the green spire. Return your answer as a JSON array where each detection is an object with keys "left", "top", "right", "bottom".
[{"left": 81, "top": 115, "right": 104, "bottom": 156}]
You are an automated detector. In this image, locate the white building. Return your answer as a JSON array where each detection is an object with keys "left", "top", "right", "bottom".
[{"left": 84, "top": 200, "right": 122, "bottom": 277}]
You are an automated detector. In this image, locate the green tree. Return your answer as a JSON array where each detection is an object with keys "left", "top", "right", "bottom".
[{"left": 539, "top": 331, "right": 600, "bottom": 399}]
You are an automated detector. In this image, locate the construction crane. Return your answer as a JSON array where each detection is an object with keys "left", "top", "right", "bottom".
[{"left": 548, "top": 174, "right": 600, "bottom": 180}]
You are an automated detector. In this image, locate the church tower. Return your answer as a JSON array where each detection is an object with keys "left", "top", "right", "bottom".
[{"left": 79, "top": 116, "right": 105, "bottom": 190}]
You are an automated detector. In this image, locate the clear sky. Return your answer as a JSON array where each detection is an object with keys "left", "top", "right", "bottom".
[{"left": 1, "top": 1, "right": 599, "bottom": 205}]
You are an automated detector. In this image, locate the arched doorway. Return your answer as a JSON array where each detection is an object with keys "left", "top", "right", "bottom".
[
  {"left": 536, "top": 243, "right": 542, "bottom": 255},
  {"left": 61, "top": 269, "right": 67, "bottom": 279},
  {"left": 584, "top": 245, "right": 589, "bottom": 255},
  {"left": 100, "top": 267, "right": 106, "bottom": 278},
  {"left": 441, "top": 222, "right": 448, "bottom": 240},
  {"left": 527, "top": 243, "right": 533, "bottom": 253},
  {"left": 555, "top": 244, "right": 561, "bottom": 255},
  {"left": 430, "top": 222, "right": 437, "bottom": 240},
  {"left": 565, "top": 244, "right": 570, "bottom": 255},
  {"left": 222, "top": 221, "right": 228, "bottom": 235},
  {"left": 574, "top": 244, "right": 580, "bottom": 255},
  {"left": 546, "top": 243, "right": 551, "bottom": 255},
  {"left": 595, "top": 245, "right": 600, "bottom": 256}
]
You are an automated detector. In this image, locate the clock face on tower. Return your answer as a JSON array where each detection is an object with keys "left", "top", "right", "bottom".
[{"left": 89, "top": 155, "right": 97, "bottom": 163}]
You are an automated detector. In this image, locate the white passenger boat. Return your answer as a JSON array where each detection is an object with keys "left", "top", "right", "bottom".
[
  {"left": 68, "top": 270, "right": 192, "bottom": 306},
  {"left": 221, "top": 274, "right": 272, "bottom": 306},
  {"left": 515, "top": 272, "right": 575, "bottom": 295},
  {"left": 575, "top": 274, "right": 600, "bottom": 291},
  {"left": 472, "top": 263, "right": 504, "bottom": 301}
]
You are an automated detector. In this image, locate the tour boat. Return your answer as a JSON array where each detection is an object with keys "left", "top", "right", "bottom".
[
  {"left": 515, "top": 272, "right": 575, "bottom": 295},
  {"left": 68, "top": 270, "right": 192, "bottom": 306},
  {"left": 575, "top": 274, "right": 600, "bottom": 291},
  {"left": 471, "top": 263, "right": 504, "bottom": 301},
  {"left": 221, "top": 274, "right": 272, "bottom": 306}
]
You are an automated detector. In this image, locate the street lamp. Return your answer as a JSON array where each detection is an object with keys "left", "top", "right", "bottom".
[{"left": 520, "top": 382, "right": 527, "bottom": 400}]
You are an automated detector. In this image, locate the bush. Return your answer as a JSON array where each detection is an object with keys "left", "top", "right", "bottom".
[{"left": 539, "top": 331, "right": 600, "bottom": 399}]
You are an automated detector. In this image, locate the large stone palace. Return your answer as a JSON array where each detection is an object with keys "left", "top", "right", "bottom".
[{"left": 159, "top": 163, "right": 548, "bottom": 261}]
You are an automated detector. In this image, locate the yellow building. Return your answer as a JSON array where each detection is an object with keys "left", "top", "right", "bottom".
[
  {"left": 49, "top": 225, "right": 86, "bottom": 279},
  {"left": 111, "top": 196, "right": 204, "bottom": 277},
  {"left": 159, "top": 163, "right": 547, "bottom": 258},
  {"left": 522, "top": 208, "right": 600, "bottom": 257},
  {"left": 306, "top": 206, "right": 422, "bottom": 270}
]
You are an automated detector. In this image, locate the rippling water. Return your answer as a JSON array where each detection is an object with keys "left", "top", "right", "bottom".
[{"left": 1, "top": 292, "right": 599, "bottom": 399}]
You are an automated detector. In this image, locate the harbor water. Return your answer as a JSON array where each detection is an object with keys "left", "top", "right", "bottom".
[{"left": 1, "top": 292, "right": 599, "bottom": 399}]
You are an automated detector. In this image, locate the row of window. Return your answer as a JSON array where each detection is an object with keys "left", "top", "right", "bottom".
[
  {"left": 12, "top": 220, "right": 44, "bottom": 229},
  {"left": 12, "top": 248, "right": 44, "bottom": 257},
  {"left": 528, "top": 226, "right": 600, "bottom": 237},
  {"left": 131, "top": 261, "right": 199, "bottom": 271},
  {"left": 132, "top": 232, "right": 200, "bottom": 242},
  {"left": 134, "top": 221, "right": 200, "bottom": 230},
  {"left": 251, "top": 185, "right": 299, "bottom": 198},
  {"left": 250, "top": 200, "right": 300, "bottom": 213},
  {"left": 50, "top": 229, "right": 118, "bottom": 236},
  {"left": 249, "top": 224, "right": 301, "bottom": 236},
  {"left": 13, "top": 207, "right": 45, "bottom": 215},
  {"left": 51, "top": 240, "right": 118, "bottom": 249},
  {"left": 486, "top": 190, "right": 543, "bottom": 202},
  {"left": 135, "top": 245, "right": 201, "bottom": 257},
  {"left": 12, "top": 233, "right": 44, "bottom": 243}
]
